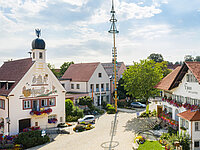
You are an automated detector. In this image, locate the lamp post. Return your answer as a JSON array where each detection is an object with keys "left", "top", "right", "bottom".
[{"left": 108, "top": 0, "right": 119, "bottom": 112}]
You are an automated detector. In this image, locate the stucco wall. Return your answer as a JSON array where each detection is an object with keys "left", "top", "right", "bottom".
[{"left": 7, "top": 62, "right": 65, "bottom": 135}]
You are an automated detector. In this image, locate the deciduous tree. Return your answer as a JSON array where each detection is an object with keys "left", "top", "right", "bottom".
[
  {"left": 122, "top": 59, "right": 163, "bottom": 106},
  {"left": 60, "top": 61, "right": 74, "bottom": 77},
  {"left": 148, "top": 53, "right": 164, "bottom": 63}
]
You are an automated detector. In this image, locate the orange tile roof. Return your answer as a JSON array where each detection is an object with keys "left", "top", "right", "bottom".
[
  {"left": 177, "top": 110, "right": 200, "bottom": 121},
  {"left": 62, "top": 62, "right": 100, "bottom": 82},
  {"left": 154, "top": 66, "right": 181, "bottom": 91},
  {"left": 185, "top": 61, "right": 200, "bottom": 82}
]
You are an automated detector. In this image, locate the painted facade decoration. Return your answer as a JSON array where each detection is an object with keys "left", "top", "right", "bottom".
[{"left": 0, "top": 31, "right": 66, "bottom": 135}]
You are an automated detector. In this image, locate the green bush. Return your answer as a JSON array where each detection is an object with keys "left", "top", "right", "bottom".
[
  {"left": 101, "top": 101, "right": 108, "bottom": 109},
  {"left": 14, "top": 130, "right": 50, "bottom": 149},
  {"left": 66, "top": 115, "right": 80, "bottom": 122},
  {"left": 152, "top": 109, "right": 157, "bottom": 117},
  {"left": 73, "top": 124, "right": 85, "bottom": 132},
  {"left": 117, "top": 101, "right": 127, "bottom": 108},
  {"left": 168, "top": 127, "right": 177, "bottom": 135},
  {"left": 71, "top": 106, "right": 84, "bottom": 118},
  {"left": 65, "top": 99, "right": 74, "bottom": 116},
  {"left": 107, "top": 106, "right": 115, "bottom": 114},
  {"left": 106, "top": 104, "right": 113, "bottom": 110}
]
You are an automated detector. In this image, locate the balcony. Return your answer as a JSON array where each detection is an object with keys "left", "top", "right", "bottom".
[
  {"left": 30, "top": 108, "right": 52, "bottom": 116},
  {"left": 162, "top": 98, "right": 199, "bottom": 111},
  {"left": 159, "top": 112, "right": 179, "bottom": 129}
]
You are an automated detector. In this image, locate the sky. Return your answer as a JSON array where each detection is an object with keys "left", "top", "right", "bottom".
[{"left": 1, "top": 0, "right": 200, "bottom": 68}]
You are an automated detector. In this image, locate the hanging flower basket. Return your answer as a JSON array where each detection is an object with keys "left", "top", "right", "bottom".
[
  {"left": 48, "top": 118, "right": 58, "bottom": 124},
  {"left": 30, "top": 108, "right": 52, "bottom": 116}
]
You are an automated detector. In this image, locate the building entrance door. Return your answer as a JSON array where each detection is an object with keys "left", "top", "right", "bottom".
[
  {"left": 19, "top": 119, "right": 31, "bottom": 132},
  {"left": 157, "top": 105, "right": 163, "bottom": 117}
]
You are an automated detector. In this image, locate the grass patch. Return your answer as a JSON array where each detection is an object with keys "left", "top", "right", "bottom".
[{"left": 138, "top": 141, "right": 165, "bottom": 150}]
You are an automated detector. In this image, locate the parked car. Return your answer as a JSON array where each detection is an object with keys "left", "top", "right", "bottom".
[
  {"left": 131, "top": 102, "right": 146, "bottom": 108},
  {"left": 78, "top": 115, "right": 95, "bottom": 124}
]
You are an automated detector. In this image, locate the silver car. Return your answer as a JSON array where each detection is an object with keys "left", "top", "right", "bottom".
[{"left": 78, "top": 115, "right": 95, "bottom": 124}]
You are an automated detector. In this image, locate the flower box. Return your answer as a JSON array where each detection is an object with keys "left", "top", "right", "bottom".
[{"left": 30, "top": 108, "right": 52, "bottom": 116}]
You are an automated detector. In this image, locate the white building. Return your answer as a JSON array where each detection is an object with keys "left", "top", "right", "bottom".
[
  {"left": 60, "top": 62, "right": 110, "bottom": 106},
  {"left": 155, "top": 61, "right": 200, "bottom": 150},
  {"left": 0, "top": 30, "right": 66, "bottom": 135}
]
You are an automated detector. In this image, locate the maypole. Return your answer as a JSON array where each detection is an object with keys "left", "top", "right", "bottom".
[{"left": 108, "top": 0, "right": 119, "bottom": 112}]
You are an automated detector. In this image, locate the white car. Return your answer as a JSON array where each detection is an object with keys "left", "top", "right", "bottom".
[
  {"left": 131, "top": 102, "right": 146, "bottom": 108},
  {"left": 78, "top": 115, "right": 95, "bottom": 124}
]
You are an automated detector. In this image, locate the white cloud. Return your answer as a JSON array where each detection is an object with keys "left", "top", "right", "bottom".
[
  {"left": 117, "top": 1, "right": 162, "bottom": 20},
  {"left": 60, "top": 0, "right": 89, "bottom": 7},
  {"left": 129, "top": 24, "right": 171, "bottom": 40}
]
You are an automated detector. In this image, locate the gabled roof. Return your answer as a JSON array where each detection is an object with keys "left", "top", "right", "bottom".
[
  {"left": 155, "top": 61, "right": 200, "bottom": 91},
  {"left": 177, "top": 110, "right": 200, "bottom": 121},
  {"left": 154, "top": 66, "right": 181, "bottom": 91},
  {"left": 0, "top": 58, "right": 34, "bottom": 95},
  {"left": 102, "top": 62, "right": 124, "bottom": 77},
  {"left": 62, "top": 62, "right": 100, "bottom": 82}
]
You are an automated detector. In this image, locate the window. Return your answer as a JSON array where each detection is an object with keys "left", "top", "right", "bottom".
[
  {"left": 101, "top": 84, "right": 104, "bottom": 91},
  {"left": 60, "top": 117, "right": 63, "bottom": 122},
  {"left": 39, "top": 52, "right": 43, "bottom": 59},
  {"left": 48, "top": 115, "right": 57, "bottom": 119},
  {"left": 187, "top": 74, "right": 198, "bottom": 82},
  {"left": 90, "top": 84, "right": 94, "bottom": 92},
  {"left": 49, "top": 98, "right": 55, "bottom": 106},
  {"left": 98, "top": 73, "right": 102, "bottom": 78},
  {"left": 106, "top": 83, "right": 109, "bottom": 91},
  {"left": 186, "top": 120, "right": 189, "bottom": 129},
  {"left": 96, "top": 84, "right": 99, "bottom": 92},
  {"left": 194, "top": 141, "right": 199, "bottom": 148},
  {"left": 24, "top": 100, "right": 31, "bottom": 109},
  {"left": 33, "top": 52, "right": 35, "bottom": 59},
  {"left": 35, "top": 122, "right": 38, "bottom": 126},
  {"left": 0, "top": 100, "right": 5, "bottom": 109},
  {"left": 195, "top": 122, "right": 200, "bottom": 131},
  {"left": 62, "top": 84, "right": 65, "bottom": 88},
  {"left": 71, "top": 84, "right": 74, "bottom": 89},
  {"left": 41, "top": 99, "right": 48, "bottom": 107},
  {"left": 77, "top": 84, "right": 80, "bottom": 89}
]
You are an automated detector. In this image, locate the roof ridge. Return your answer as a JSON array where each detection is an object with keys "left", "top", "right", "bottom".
[{"left": 4, "top": 58, "right": 32, "bottom": 64}]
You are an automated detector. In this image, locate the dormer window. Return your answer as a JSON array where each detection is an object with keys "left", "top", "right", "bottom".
[
  {"left": 39, "top": 52, "right": 43, "bottom": 59},
  {"left": 98, "top": 73, "right": 102, "bottom": 78}
]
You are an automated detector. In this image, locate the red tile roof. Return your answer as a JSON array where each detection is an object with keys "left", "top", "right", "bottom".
[
  {"left": 0, "top": 58, "right": 34, "bottom": 95},
  {"left": 62, "top": 62, "right": 100, "bottom": 82},
  {"left": 177, "top": 110, "right": 200, "bottom": 121},
  {"left": 154, "top": 66, "right": 181, "bottom": 91},
  {"left": 185, "top": 61, "right": 200, "bottom": 82}
]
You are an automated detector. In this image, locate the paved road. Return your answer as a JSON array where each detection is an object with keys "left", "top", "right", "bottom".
[{"left": 30, "top": 112, "right": 136, "bottom": 150}]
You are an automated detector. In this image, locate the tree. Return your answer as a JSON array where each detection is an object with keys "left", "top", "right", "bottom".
[
  {"left": 148, "top": 53, "right": 164, "bottom": 63},
  {"left": 156, "top": 61, "right": 172, "bottom": 78},
  {"left": 47, "top": 63, "right": 60, "bottom": 78},
  {"left": 117, "top": 78, "right": 127, "bottom": 99},
  {"left": 60, "top": 61, "right": 74, "bottom": 77},
  {"left": 195, "top": 56, "right": 200, "bottom": 62},
  {"left": 184, "top": 55, "right": 194, "bottom": 62},
  {"left": 122, "top": 59, "right": 163, "bottom": 106},
  {"left": 65, "top": 99, "right": 74, "bottom": 116},
  {"left": 78, "top": 96, "right": 93, "bottom": 110}
]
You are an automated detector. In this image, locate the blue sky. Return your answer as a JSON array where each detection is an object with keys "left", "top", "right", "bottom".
[{"left": 1, "top": 0, "right": 200, "bottom": 67}]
